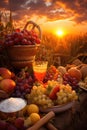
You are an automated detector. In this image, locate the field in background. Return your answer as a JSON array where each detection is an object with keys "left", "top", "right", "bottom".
[
  {"left": 0, "top": 11, "right": 87, "bottom": 68},
  {"left": 36, "top": 32, "right": 87, "bottom": 67}
]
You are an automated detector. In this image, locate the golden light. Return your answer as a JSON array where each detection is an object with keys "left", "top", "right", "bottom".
[{"left": 56, "top": 29, "right": 64, "bottom": 37}]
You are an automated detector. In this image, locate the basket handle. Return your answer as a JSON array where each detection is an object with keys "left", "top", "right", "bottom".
[{"left": 23, "top": 21, "right": 41, "bottom": 39}]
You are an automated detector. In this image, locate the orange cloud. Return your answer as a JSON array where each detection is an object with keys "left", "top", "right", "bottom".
[{"left": 0, "top": 0, "right": 87, "bottom": 34}]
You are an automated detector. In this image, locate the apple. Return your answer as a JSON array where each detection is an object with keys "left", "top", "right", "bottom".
[
  {"left": 0, "top": 120, "right": 7, "bottom": 130},
  {"left": 14, "top": 117, "right": 24, "bottom": 129},
  {"left": 0, "top": 67, "right": 12, "bottom": 80},
  {"left": 0, "top": 79, "right": 16, "bottom": 93}
]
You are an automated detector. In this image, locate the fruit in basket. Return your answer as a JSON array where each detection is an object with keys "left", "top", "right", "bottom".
[
  {"left": 3, "top": 21, "right": 41, "bottom": 69},
  {"left": 27, "top": 104, "right": 39, "bottom": 115},
  {"left": 0, "top": 67, "right": 12, "bottom": 80},
  {"left": 27, "top": 85, "right": 54, "bottom": 109},
  {"left": 4, "top": 29, "right": 41, "bottom": 46},
  {"left": 56, "top": 84, "right": 78, "bottom": 105},
  {"left": 67, "top": 67, "right": 82, "bottom": 81},
  {"left": 49, "top": 85, "right": 60, "bottom": 100},
  {"left": 27, "top": 80, "right": 78, "bottom": 108},
  {"left": 0, "top": 79, "right": 16, "bottom": 93}
]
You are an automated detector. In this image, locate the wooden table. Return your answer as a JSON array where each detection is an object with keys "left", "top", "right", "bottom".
[{"left": 40, "top": 90, "right": 87, "bottom": 130}]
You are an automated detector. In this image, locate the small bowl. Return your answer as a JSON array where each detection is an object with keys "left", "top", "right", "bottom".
[{"left": 0, "top": 97, "right": 27, "bottom": 119}]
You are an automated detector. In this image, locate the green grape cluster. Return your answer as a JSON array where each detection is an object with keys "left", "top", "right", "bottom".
[
  {"left": 27, "top": 85, "right": 54, "bottom": 109},
  {"left": 47, "top": 80, "right": 59, "bottom": 87},
  {"left": 56, "top": 84, "right": 78, "bottom": 105},
  {"left": 27, "top": 80, "right": 78, "bottom": 109}
]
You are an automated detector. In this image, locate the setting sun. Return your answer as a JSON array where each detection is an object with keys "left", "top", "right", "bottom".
[{"left": 56, "top": 30, "right": 64, "bottom": 37}]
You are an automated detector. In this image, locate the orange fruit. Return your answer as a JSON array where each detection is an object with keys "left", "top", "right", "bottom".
[
  {"left": 27, "top": 104, "right": 39, "bottom": 115},
  {"left": 29, "top": 113, "right": 40, "bottom": 124}
]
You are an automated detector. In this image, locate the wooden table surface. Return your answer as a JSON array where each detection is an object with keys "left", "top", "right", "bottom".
[{"left": 39, "top": 90, "right": 87, "bottom": 130}]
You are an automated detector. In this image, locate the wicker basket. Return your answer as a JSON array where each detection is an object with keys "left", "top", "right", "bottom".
[
  {"left": 6, "top": 21, "right": 41, "bottom": 68},
  {"left": 7, "top": 44, "right": 40, "bottom": 68}
]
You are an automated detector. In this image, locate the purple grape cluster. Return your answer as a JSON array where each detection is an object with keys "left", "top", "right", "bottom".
[
  {"left": 11, "top": 71, "right": 34, "bottom": 98},
  {"left": 63, "top": 73, "right": 79, "bottom": 90},
  {"left": 43, "top": 65, "right": 59, "bottom": 83},
  {"left": 0, "top": 117, "right": 26, "bottom": 130},
  {"left": 4, "top": 29, "right": 41, "bottom": 47}
]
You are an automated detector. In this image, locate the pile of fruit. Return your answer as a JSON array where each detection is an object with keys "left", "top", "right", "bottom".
[
  {"left": 0, "top": 67, "right": 35, "bottom": 99},
  {"left": 11, "top": 68, "right": 34, "bottom": 99},
  {"left": 44, "top": 65, "right": 82, "bottom": 91},
  {"left": 43, "top": 65, "right": 60, "bottom": 82},
  {"left": 0, "top": 67, "right": 42, "bottom": 130},
  {"left": 1, "top": 21, "right": 41, "bottom": 48},
  {"left": 0, "top": 102, "right": 41, "bottom": 130},
  {"left": 27, "top": 80, "right": 78, "bottom": 109},
  {"left": 4, "top": 29, "right": 41, "bottom": 47},
  {"left": 0, "top": 64, "right": 85, "bottom": 129},
  {"left": 0, "top": 67, "right": 16, "bottom": 97},
  {"left": 0, "top": 65, "right": 81, "bottom": 101}
]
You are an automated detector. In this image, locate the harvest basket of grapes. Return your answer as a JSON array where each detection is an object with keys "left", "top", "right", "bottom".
[{"left": 5, "top": 21, "right": 41, "bottom": 68}]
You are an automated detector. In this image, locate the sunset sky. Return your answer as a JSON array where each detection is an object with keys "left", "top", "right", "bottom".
[{"left": 0, "top": 0, "right": 87, "bottom": 35}]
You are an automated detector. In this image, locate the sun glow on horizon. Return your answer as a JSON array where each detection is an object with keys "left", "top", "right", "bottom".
[{"left": 56, "top": 29, "right": 64, "bottom": 37}]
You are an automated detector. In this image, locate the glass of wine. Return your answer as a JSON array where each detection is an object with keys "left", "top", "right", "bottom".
[{"left": 33, "top": 61, "right": 48, "bottom": 83}]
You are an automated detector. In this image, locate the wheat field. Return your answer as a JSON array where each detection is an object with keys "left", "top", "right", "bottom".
[{"left": 36, "top": 32, "right": 87, "bottom": 66}]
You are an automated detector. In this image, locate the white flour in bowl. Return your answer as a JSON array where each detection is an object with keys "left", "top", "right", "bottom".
[{"left": 0, "top": 97, "right": 27, "bottom": 113}]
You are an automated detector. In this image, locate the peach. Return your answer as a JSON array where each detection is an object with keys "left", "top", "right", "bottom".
[
  {"left": 0, "top": 79, "right": 16, "bottom": 93},
  {"left": 0, "top": 67, "right": 12, "bottom": 80},
  {"left": 68, "top": 67, "right": 82, "bottom": 81}
]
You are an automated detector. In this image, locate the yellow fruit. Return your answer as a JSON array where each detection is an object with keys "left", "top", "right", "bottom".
[
  {"left": 27, "top": 104, "right": 39, "bottom": 115},
  {"left": 29, "top": 113, "right": 40, "bottom": 124},
  {"left": 24, "top": 117, "right": 31, "bottom": 127}
]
